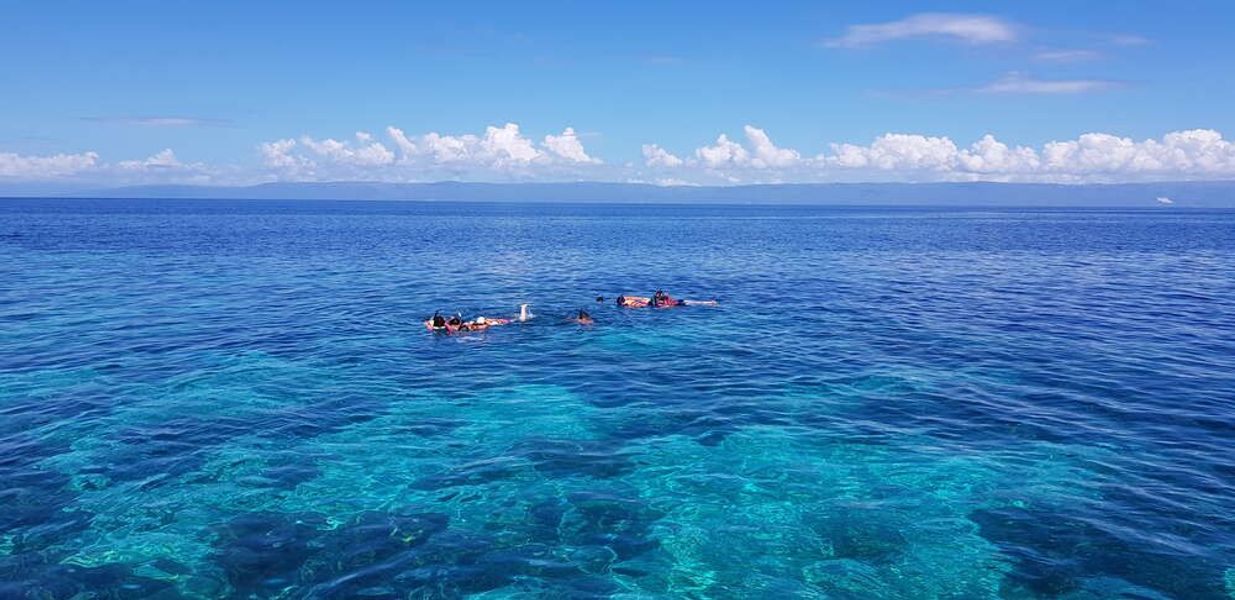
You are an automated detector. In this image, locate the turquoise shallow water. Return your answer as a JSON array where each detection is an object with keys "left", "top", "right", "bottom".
[{"left": 2, "top": 199, "right": 1234, "bottom": 598}]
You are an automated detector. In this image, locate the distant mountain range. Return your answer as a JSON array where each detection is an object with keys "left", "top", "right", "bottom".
[{"left": 4, "top": 180, "right": 1235, "bottom": 207}]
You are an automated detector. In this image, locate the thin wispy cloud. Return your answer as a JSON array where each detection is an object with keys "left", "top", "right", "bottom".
[
  {"left": 0, "top": 134, "right": 60, "bottom": 145},
  {"left": 1033, "top": 49, "right": 1103, "bottom": 62},
  {"left": 824, "top": 13, "right": 1019, "bottom": 48},
  {"left": 645, "top": 55, "right": 685, "bottom": 66},
  {"left": 978, "top": 72, "right": 1122, "bottom": 94},
  {"left": 82, "top": 116, "right": 232, "bottom": 127},
  {"left": 1110, "top": 34, "right": 1151, "bottom": 46}
]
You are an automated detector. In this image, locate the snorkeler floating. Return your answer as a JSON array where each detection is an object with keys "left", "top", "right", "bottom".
[
  {"left": 425, "top": 303, "right": 535, "bottom": 334},
  {"left": 426, "top": 292, "right": 715, "bottom": 335},
  {"left": 617, "top": 290, "right": 719, "bottom": 308},
  {"left": 425, "top": 312, "right": 511, "bottom": 334}
]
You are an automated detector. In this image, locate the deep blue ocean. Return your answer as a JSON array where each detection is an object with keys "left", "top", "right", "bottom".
[{"left": 2, "top": 198, "right": 1234, "bottom": 599}]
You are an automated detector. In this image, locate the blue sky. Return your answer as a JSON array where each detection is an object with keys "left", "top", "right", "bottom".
[{"left": 3, "top": 1, "right": 1235, "bottom": 185}]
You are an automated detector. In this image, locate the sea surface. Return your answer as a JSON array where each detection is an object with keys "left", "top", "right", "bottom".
[{"left": 1, "top": 198, "right": 1234, "bottom": 599}]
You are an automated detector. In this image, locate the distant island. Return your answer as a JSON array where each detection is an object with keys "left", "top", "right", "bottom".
[{"left": 3, "top": 180, "right": 1235, "bottom": 207}]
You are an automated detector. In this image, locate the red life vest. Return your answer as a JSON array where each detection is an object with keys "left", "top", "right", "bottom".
[{"left": 652, "top": 295, "right": 682, "bottom": 307}]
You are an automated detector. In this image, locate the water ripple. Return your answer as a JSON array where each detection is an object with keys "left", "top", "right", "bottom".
[{"left": 1, "top": 199, "right": 1233, "bottom": 598}]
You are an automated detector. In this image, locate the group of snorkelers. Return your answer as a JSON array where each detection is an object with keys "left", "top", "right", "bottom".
[
  {"left": 425, "top": 304, "right": 529, "bottom": 334},
  {"left": 425, "top": 291, "right": 715, "bottom": 334}
]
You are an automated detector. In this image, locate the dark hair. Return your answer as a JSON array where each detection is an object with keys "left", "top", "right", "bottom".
[
  {"left": 615, "top": 295, "right": 625, "bottom": 306},
  {"left": 579, "top": 309, "right": 590, "bottom": 319},
  {"left": 447, "top": 316, "right": 461, "bottom": 326},
  {"left": 432, "top": 313, "right": 446, "bottom": 327},
  {"left": 595, "top": 296, "right": 605, "bottom": 302}
]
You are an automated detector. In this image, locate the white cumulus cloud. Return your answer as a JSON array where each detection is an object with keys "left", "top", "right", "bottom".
[
  {"left": 299, "top": 132, "right": 395, "bottom": 166},
  {"left": 642, "top": 144, "right": 683, "bottom": 168},
  {"left": 420, "top": 132, "right": 476, "bottom": 163},
  {"left": 0, "top": 151, "right": 100, "bottom": 178},
  {"left": 543, "top": 127, "right": 599, "bottom": 163},
  {"left": 395, "top": 123, "right": 547, "bottom": 166},
  {"left": 390, "top": 123, "right": 544, "bottom": 166},
  {"left": 255, "top": 122, "right": 604, "bottom": 181},
  {"left": 113, "top": 148, "right": 214, "bottom": 183},
  {"left": 825, "top": 13, "right": 1018, "bottom": 48},
  {"left": 956, "top": 135, "right": 1040, "bottom": 174},
  {"left": 386, "top": 126, "right": 418, "bottom": 161},
  {"left": 480, "top": 123, "right": 541, "bottom": 165},
  {"left": 744, "top": 125, "right": 800, "bottom": 168},
  {"left": 118, "top": 148, "right": 182, "bottom": 171},
  {"left": 824, "top": 129, "right": 1235, "bottom": 181},
  {"left": 12, "top": 124, "right": 1235, "bottom": 187},
  {"left": 1, "top": 147, "right": 217, "bottom": 184},
  {"left": 1041, "top": 129, "right": 1235, "bottom": 176},
  {"left": 260, "top": 138, "right": 314, "bottom": 171},
  {"left": 695, "top": 134, "right": 749, "bottom": 168},
  {"left": 691, "top": 126, "right": 799, "bottom": 169},
  {"left": 650, "top": 128, "right": 1235, "bottom": 183},
  {"left": 829, "top": 133, "right": 959, "bottom": 171}
]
